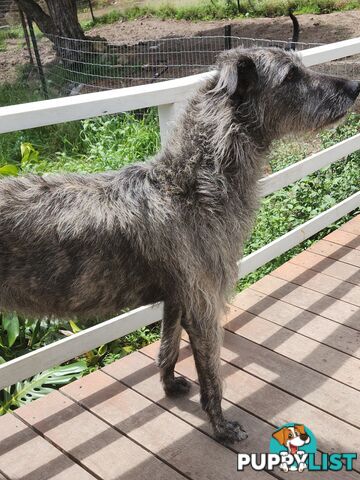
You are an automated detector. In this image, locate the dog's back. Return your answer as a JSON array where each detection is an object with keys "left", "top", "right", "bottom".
[{"left": 0, "top": 166, "right": 169, "bottom": 318}]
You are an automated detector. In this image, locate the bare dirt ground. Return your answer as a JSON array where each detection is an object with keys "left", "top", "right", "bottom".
[
  {"left": 1, "top": 10, "right": 359, "bottom": 85},
  {"left": 90, "top": 10, "right": 360, "bottom": 45},
  {"left": 0, "top": 39, "right": 54, "bottom": 84}
]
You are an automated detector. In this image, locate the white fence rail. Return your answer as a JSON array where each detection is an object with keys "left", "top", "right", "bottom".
[
  {"left": 1, "top": 37, "right": 360, "bottom": 135},
  {"left": 259, "top": 133, "right": 360, "bottom": 196},
  {"left": 0, "top": 37, "right": 359, "bottom": 390},
  {"left": 0, "top": 304, "right": 163, "bottom": 391},
  {"left": 238, "top": 191, "right": 360, "bottom": 278}
]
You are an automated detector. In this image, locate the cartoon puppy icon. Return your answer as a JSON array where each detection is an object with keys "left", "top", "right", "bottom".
[{"left": 272, "top": 424, "right": 311, "bottom": 472}]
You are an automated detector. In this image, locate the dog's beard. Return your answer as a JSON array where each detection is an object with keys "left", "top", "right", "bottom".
[
  {"left": 324, "top": 110, "right": 349, "bottom": 128},
  {"left": 311, "top": 110, "right": 349, "bottom": 134}
]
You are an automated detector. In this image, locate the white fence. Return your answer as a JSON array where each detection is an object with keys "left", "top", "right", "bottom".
[{"left": 0, "top": 37, "right": 360, "bottom": 389}]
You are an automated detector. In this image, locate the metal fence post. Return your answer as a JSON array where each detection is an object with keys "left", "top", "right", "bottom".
[
  {"left": 224, "top": 25, "right": 232, "bottom": 50},
  {"left": 26, "top": 15, "right": 49, "bottom": 99},
  {"left": 18, "top": 6, "right": 33, "bottom": 65}
]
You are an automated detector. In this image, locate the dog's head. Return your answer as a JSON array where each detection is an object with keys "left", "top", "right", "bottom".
[
  {"left": 212, "top": 47, "right": 359, "bottom": 139},
  {"left": 272, "top": 424, "right": 310, "bottom": 454}
]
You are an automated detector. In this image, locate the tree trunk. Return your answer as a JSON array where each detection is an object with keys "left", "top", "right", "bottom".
[
  {"left": 45, "top": 0, "right": 85, "bottom": 39},
  {"left": 16, "top": 0, "right": 55, "bottom": 36},
  {"left": 16, "top": 0, "right": 85, "bottom": 39}
]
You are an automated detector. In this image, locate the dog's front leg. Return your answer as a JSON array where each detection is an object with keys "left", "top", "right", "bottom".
[
  {"left": 182, "top": 311, "right": 247, "bottom": 444},
  {"left": 157, "top": 302, "right": 191, "bottom": 396}
]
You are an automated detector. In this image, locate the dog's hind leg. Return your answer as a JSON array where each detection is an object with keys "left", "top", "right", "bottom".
[
  {"left": 157, "top": 302, "right": 191, "bottom": 396},
  {"left": 183, "top": 310, "right": 248, "bottom": 444}
]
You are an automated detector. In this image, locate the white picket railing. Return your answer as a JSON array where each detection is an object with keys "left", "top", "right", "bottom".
[{"left": 0, "top": 37, "right": 359, "bottom": 390}]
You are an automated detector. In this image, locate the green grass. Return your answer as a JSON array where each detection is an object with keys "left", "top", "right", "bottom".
[
  {"left": 1, "top": 111, "right": 157, "bottom": 172},
  {"left": 0, "top": 74, "right": 160, "bottom": 170},
  {"left": 0, "top": 25, "right": 42, "bottom": 52},
  {"left": 0, "top": 27, "right": 20, "bottom": 51},
  {"left": 82, "top": 0, "right": 360, "bottom": 29},
  {"left": 0, "top": 86, "right": 84, "bottom": 168},
  {"left": 0, "top": 26, "right": 24, "bottom": 42}
]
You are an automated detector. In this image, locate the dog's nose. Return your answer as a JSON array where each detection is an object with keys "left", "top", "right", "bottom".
[
  {"left": 300, "top": 434, "right": 308, "bottom": 441},
  {"left": 344, "top": 80, "right": 360, "bottom": 101}
]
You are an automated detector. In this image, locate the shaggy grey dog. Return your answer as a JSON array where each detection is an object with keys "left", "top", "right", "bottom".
[{"left": 0, "top": 47, "right": 359, "bottom": 443}]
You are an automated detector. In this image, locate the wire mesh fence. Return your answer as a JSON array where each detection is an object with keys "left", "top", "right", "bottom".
[{"left": 40, "top": 34, "right": 360, "bottom": 98}]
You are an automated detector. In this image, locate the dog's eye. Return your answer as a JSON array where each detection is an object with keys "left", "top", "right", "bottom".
[
  {"left": 285, "top": 66, "right": 299, "bottom": 82},
  {"left": 288, "top": 433, "right": 293, "bottom": 438}
]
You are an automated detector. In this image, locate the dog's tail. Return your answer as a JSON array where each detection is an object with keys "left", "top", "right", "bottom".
[{"left": 289, "top": 10, "right": 300, "bottom": 50}]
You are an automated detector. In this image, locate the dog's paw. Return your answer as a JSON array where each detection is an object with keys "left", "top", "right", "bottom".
[
  {"left": 214, "top": 420, "right": 248, "bottom": 444},
  {"left": 164, "top": 376, "right": 191, "bottom": 396}
]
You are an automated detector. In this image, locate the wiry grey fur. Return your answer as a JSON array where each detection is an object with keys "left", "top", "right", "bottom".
[{"left": 1, "top": 47, "right": 359, "bottom": 443}]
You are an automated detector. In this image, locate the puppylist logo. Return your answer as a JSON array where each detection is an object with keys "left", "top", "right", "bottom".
[{"left": 237, "top": 423, "right": 357, "bottom": 473}]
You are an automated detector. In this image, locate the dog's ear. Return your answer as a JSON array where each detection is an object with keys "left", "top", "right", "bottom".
[
  {"left": 294, "top": 424, "right": 306, "bottom": 435},
  {"left": 216, "top": 54, "right": 258, "bottom": 97},
  {"left": 272, "top": 428, "right": 287, "bottom": 446}
]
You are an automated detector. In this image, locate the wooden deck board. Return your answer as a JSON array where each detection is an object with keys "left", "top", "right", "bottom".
[
  {"left": 271, "top": 261, "right": 360, "bottom": 306},
  {"left": 249, "top": 275, "right": 359, "bottom": 329},
  {"left": 289, "top": 250, "right": 360, "bottom": 285},
  {"left": 0, "top": 413, "right": 95, "bottom": 480},
  {"left": 0, "top": 214, "right": 359, "bottom": 479},
  {"left": 225, "top": 305, "right": 360, "bottom": 389},
  {"left": 325, "top": 229, "right": 360, "bottom": 251},
  {"left": 15, "top": 390, "right": 184, "bottom": 480},
  {"left": 62, "top": 368, "right": 270, "bottom": 480},
  {"left": 340, "top": 217, "right": 360, "bottom": 235},
  {"left": 232, "top": 288, "right": 360, "bottom": 358},
  {"left": 142, "top": 339, "right": 360, "bottom": 470},
  {"left": 221, "top": 328, "right": 360, "bottom": 427},
  {"left": 105, "top": 349, "right": 358, "bottom": 480},
  {"left": 308, "top": 239, "right": 360, "bottom": 267}
]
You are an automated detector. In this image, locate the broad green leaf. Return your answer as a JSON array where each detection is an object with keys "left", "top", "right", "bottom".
[
  {"left": 29, "top": 319, "right": 41, "bottom": 347},
  {"left": 0, "top": 356, "right": 5, "bottom": 365},
  {"left": 20, "top": 142, "right": 29, "bottom": 161},
  {"left": 122, "top": 345, "right": 134, "bottom": 354},
  {"left": 20, "top": 142, "right": 40, "bottom": 167},
  {"left": 0, "top": 164, "right": 18, "bottom": 176},
  {"left": 69, "top": 320, "right": 82, "bottom": 333},
  {"left": 0, "top": 360, "right": 87, "bottom": 412},
  {"left": 2, "top": 313, "right": 20, "bottom": 348},
  {"left": 85, "top": 350, "right": 95, "bottom": 361},
  {"left": 98, "top": 344, "right": 107, "bottom": 356}
]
